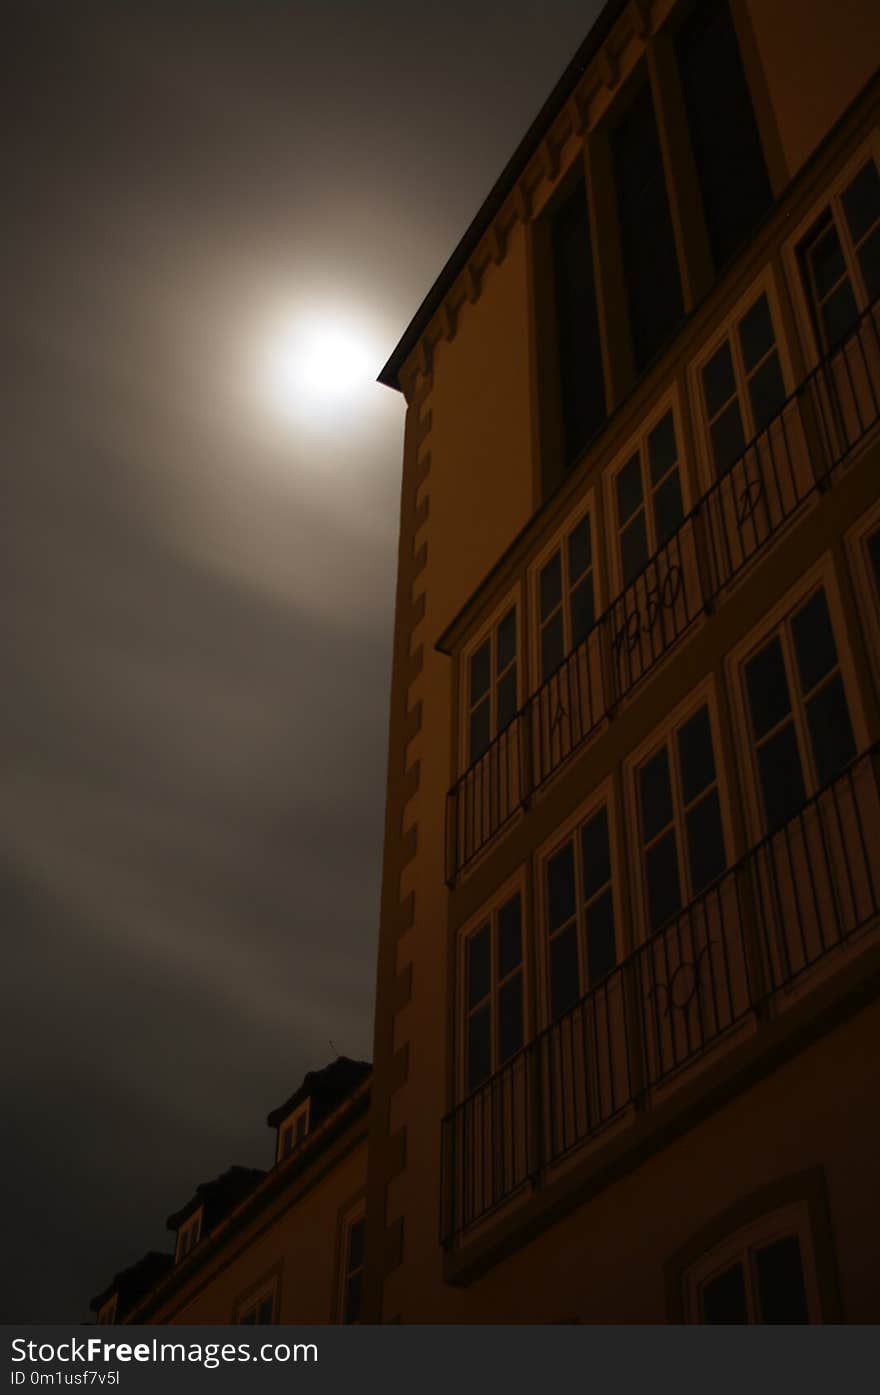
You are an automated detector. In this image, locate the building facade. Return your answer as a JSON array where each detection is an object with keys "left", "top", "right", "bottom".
[
  {"left": 90, "top": 1060, "right": 369, "bottom": 1326},
  {"left": 364, "top": 0, "right": 880, "bottom": 1323}
]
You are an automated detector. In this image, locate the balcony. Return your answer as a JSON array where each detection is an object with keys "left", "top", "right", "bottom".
[
  {"left": 445, "top": 300, "right": 880, "bottom": 884},
  {"left": 440, "top": 745, "right": 880, "bottom": 1246}
]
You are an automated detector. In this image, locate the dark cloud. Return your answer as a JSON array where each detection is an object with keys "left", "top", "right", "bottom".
[{"left": 2, "top": 0, "right": 600, "bottom": 1321}]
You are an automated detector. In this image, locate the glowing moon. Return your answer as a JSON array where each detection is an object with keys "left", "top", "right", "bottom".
[{"left": 264, "top": 311, "right": 378, "bottom": 424}]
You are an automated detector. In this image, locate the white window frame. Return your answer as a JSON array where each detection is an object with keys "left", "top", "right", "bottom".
[
  {"left": 528, "top": 490, "right": 599, "bottom": 690},
  {"left": 235, "top": 1275, "right": 279, "bottom": 1326},
  {"left": 689, "top": 268, "right": 794, "bottom": 491},
  {"left": 536, "top": 779, "right": 619, "bottom": 1026},
  {"left": 175, "top": 1207, "right": 203, "bottom": 1263},
  {"left": 277, "top": 1098, "right": 310, "bottom": 1162},
  {"left": 725, "top": 560, "right": 868, "bottom": 844},
  {"left": 783, "top": 131, "right": 880, "bottom": 363},
  {"left": 459, "top": 587, "right": 522, "bottom": 773},
  {"left": 604, "top": 390, "right": 690, "bottom": 596},
  {"left": 336, "top": 1204, "right": 366, "bottom": 1325},
  {"left": 624, "top": 681, "right": 732, "bottom": 944},
  {"left": 683, "top": 1203, "right": 821, "bottom": 1324},
  {"left": 457, "top": 869, "right": 529, "bottom": 1101}
]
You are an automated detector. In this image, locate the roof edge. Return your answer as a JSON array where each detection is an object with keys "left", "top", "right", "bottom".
[{"left": 377, "top": 0, "right": 627, "bottom": 392}]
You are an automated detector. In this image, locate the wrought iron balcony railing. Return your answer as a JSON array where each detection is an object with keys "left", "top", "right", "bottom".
[
  {"left": 445, "top": 299, "right": 880, "bottom": 883},
  {"left": 440, "top": 744, "right": 880, "bottom": 1244}
]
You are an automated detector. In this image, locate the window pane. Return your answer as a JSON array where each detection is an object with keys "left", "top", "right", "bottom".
[
  {"left": 547, "top": 842, "right": 576, "bottom": 932},
  {"left": 541, "top": 612, "right": 565, "bottom": 680},
  {"left": 677, "top": 705, "right": 716, "bottom": 803},
  {"left": 586, "top": 889, "right": 616, "bottom": 985},
  {"left": 611, "top": 80, "right": 684, "bottom": 370},
  {"left": 755, "top": 1236, "right": 809, "bottom": 1324},
  {"left": 570, "top": 575, "right": 595, "bottom": 647},
  {"left": 757, "top": 722, "right": 807, "bottom": 830},
  {"left": 648, "top": 410, "right": 677, "bottom": 484},
  {"left": 239, "top": 1310, "right": 256, "bottom": 1325},
  {"left": 470, "top": 641, "right": 490, "bottom": 705},
  {"left": 791, "top": 588, "right": 838, "bottom": 694},
  {"left": 467, "top": 926, "right": 490, "bottom": 1008},
  {"left": 703, "top": 340, "right": 737, "bottom": 418},
  {"left": 621, "top": 512, "right": 649, "bottom": 586},
  {"left": 497, "top": 667, "right": 517, "bottom": 731},
  {"left": 701, "top": 1262, "right": 748, "bottom": 1324},
  {"left": 467, "top": 1005, "right": 491, "bottom": 1093},
  {"left": 282, "top": 1128, "right": 292, "bottom": 1157},
  {"left": 497, "top": 894, "right": 522, "bottom": 978},
  {"left": 258, "top": 1297, "right": 274, "bottom": 1324},
  {"left": 747, "top": 351, "right": 786, "bottom": 433},
  {"left": 616, "top": 452, "right": 643, "bottom": 524},
  {"left": 540, "top": 553, "right": 562, "bottom": 621},
  {"left": 858, "top": 221, "right": 880, "bottom": 301},
  {"left": 497, "top": 974, "right": 523, "bottom": 1065},
  {"left": 841, "top": 158, "right": 880, "bottom": 245},
  {"left": 640, "top": 746, "right": 674, "bottom": 843},
  {"left": 653, "top": 470, "right": 684, "bottom": 548},
  {"left": 295, "top": 1112, "right": 308, "bottom": 1142},
  {"left": 738, "top": 293, "right": 776, "bottom": 372},
  {"left": 347, "top": 1218, "right": 365, "bottom": 1272},
  {"left": 581, "top": 805, "right": 611, "bottom": 898},
  {"left": 345, "top": 1272, "right": 362, "bottom": 1324},
  {"left": 745, "top": 636, "right": 791, "bottom": 738},
  {"left": 686, "top": 788, "right": 726, "bottom": 893},
  {"left": 709, "top": 398, "right": 746, "bottom": 475},
  {"left": 497, "top": 608, "right": 516, "bottom": 672},
  {"left": 469, "top": 698, "right": 490, "bottom": 762},
  {"left": 820, "top": 279, "right": 859, "bottom": 346},
  {"left": 645, "top": 829, "right": 682, "bottom": 930},
  {"left": 806, "top": 674, "right": 856, "bottom": 787},
  {"left": 553, "top": 178, "right": 607, "bottom": 467},
  {"left": 550, "top": 924, "right": 580, "bottom": 1019},
  {"left": 809, "top": 223, "right": 847, "bottom": 298},
  {"left": 568, "top": 515, "right": 592, "bottom": 580},
  {"left": 676, "top": 0, "right": 772, "bottom": 268}
]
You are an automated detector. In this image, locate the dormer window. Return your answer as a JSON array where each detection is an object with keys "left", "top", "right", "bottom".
[
  {"left": 176, "top": 1208, "right": 202, "bottom": 1262},
  {"left": 277, "top": 1099, "right": 310, "bottom": 1162},
  {"left": 96, "top": 1295, "right": 117, "bottom": 1325}
]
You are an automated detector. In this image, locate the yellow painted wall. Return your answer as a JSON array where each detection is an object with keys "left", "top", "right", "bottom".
[
  {"left": 745, "top": 0, "right": 879, "bottom": 177},
  {"left": 149, "top": 1135, "right": 366, "bottom": 1325}
]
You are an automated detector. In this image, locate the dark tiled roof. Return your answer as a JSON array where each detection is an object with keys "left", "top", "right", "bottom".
[
  {"left": 165, "top": 1165, "right": 266, "bottom": 1233},
  {"left": 89, "top": 1250, "right": 173, "bottom": 1317},
  {"left": 266, "top": 1056, "right": 370, "bottom": 1130}
]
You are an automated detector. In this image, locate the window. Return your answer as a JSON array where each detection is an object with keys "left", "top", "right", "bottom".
[
  {"left": 278, "top": 1099, "right": 310, "bottom": 1162},
  {"left": 536, "top": 511, "right": 595, "bottom": 680},
  {"left": 466, "top": 606, "right": 518, "bottom": 764},
  {"left": 684, "top": 1211, "right": 816, "bottom": 1323},
  {"left": 611, "top": 79, "right": 683, "bottom": 373},
  {"left": 611, "top": 405, "right": 684, "bottom": 587},
  {"left": 741, "top": 585, "right": 857, "bottom": 831},
  {"left": 552, "top": 178, "right": 606, "bottom": 466},
  {"left": 545, "top": 801, "right": 616, "bottom": 1019},
  {"left": 699, "top": 288, "right": 787, "bottom": 476},
  {"left": 237, "top": 1284, "right": 277, "bottom": 1325},
  {"left": 799, "top": 153, "right": 880, "bottom": 351},
  {"left": 675, "top": 0, "right": 772, "bottom": 270},
  {"left": 463, "top": 891, "right": 524, "bottom": 1094},
  {"left": 176, "top": 1210, "right": 202, "bottom": 1262},
  {"left": 339, "top": 1212, "right": 365, "bottom": 1324},
  {"left": 636, "top": 701, "right": 726, "bottom": 934}
]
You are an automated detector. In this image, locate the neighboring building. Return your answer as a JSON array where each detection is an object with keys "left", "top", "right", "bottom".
[
  {"left": 364, "top": 0, "right": 880, "bottom": 1323},
  {"left": 90, "top": 1059, "right": 369, "bottom": 1325}
]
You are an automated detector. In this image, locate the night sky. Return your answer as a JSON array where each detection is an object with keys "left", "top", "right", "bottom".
[{"left": 3, "top": 0, "right": 600, "bottom": 1322}]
